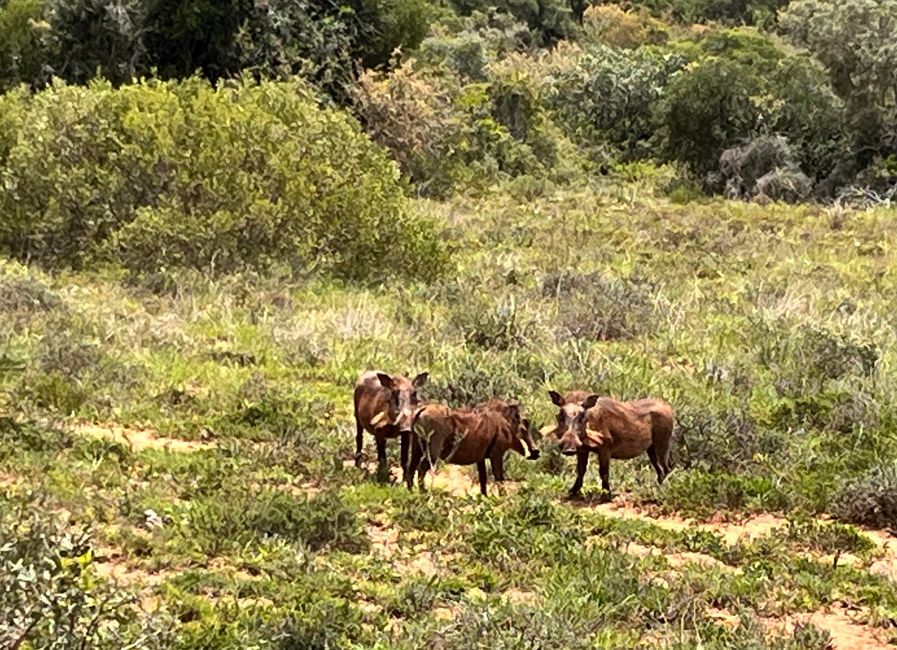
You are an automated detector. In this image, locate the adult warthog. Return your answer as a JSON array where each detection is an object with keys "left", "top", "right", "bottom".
[
  {"left": 353, "top": 370, "right": 428, "bottom": 481},
  {"left": 407, "top": 398, "right": 540, "bottom": 495},
  {"left": 548, "top": 390, "right": 674, "bottom": 498}
]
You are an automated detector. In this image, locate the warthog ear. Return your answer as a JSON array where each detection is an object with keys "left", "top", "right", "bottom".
[
  {"left": 412, "top": 372, "right": 429, "bottom": 388},
  {"left": 582, "top": 394, "right": 600, "bottom": 411},
  {"left": 548, "top": 390, "right": 565, "bottom": 407},
  {"left": 376, "top": 373, "right": 394, "bottom": 390}
]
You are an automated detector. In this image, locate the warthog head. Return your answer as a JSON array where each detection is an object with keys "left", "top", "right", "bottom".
[
  {"left": 479, "top": 399, "right": 541, "bottom": 460},
  {"left": 548, "top": 390, "right": 599, "bottom": 456},
  {"left": 375, "top": 371, "right": 428, "bottom": 434},
  {"left": 516, "top": 417, "right": 541, "bottom": 460}
]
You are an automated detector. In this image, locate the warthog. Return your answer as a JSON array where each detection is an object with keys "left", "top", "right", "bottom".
[
  {"left": 353, "top": 370, "right": 428, "bottom": 481},
  {"left": 406, "top": 398, "right": 541, "bottom": 495},
  {"left": 548, "top": 390, "right": 675, "bottom": 498}
]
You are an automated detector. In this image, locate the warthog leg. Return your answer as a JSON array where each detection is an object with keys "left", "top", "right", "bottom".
[
  {"left": 647, "top": 445, "right": 666, "bottom": 484},
  {"left": 354, "top": 418, "right": 365, "bottom": 467},
  {"left": 598, "top": 450, "right": 611, "bottom": 498},
  {"left": 476, "top": 460, "right": 488, "bottom": 496},
  {"left": 569, "top": 450, "right": 589, "bottom": 497},
  {"left": 400, "top": 431, "right": 409, "bottom": 482},
  {"left": 375, "top": 436, "right": 390, "bottom": 483}
]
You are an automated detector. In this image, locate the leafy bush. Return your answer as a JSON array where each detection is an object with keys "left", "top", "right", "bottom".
[
  {"left": 447, "top": 0, "right": 582, "bottom": 47},
  {"left": 0, "top": 77, "right": 446, "bottom": 283},
  {"left": 661, "top": 471, "right": 791, "bottom": 516},
  {"left": 0, "top": 0, "right": 48, "bottom": 91},
  {"left": 656, "top": 57, "right": 761, "bottom": 176},
  {"left": 550, "top": 44, "right": 680, "bottom": 159},
  {"left": 353, "top": 61, "right": 463, "bottom": 197},
  {"left": 753, "top": 168, "right": 813, "bottom": 203},
  {"left": 832, "top": 461, "right": 897, "bottom": 529},
  {"left": 465, "top": 489, "right": 586, "bottom": 567},
  {"left": 0, "top": 494, "right": 172, "bottom": 647},
  {"left": 0, "top": 416, "right": 72, "bottom": 460},
  {"left": 581, "top": 4, "right": 668, "bottom": 49},
  {"left": 757, "top": 321, "right": 878, "bottom": 395},
  {"left": 675, "top": 405, "right": 782, "bottom": 473},
  {"left": 0, "top": 262, "right": 62, "bottom": 332},
  {"left": 46, "top": 0, "right": 147, "bottom": 85},
  {"left": 781, "top": 515, "right": 874, "bottom": 555},
  {"left": 632, "top": 0, "right": 789, "bottom": 25},
  {"left": 427, "top": 349, "right": 533, "bottom": 407},
  {"left": 447, "top": 292, "right": 540, "bottom": 351}
]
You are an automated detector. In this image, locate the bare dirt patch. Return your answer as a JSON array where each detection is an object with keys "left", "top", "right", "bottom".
[
  {"left": 588, "top": 501, "right": 787, "bottom": 545},
  {"left": 863, "top": 528, "right": 897, "bottom": 582},
  {"left": 366, "top": 519, "right": 442, "bottom": 577},
  {"left": 616, "top": 541, "right": 729, "bottom": 571},
  {"left": 93, "top": 546, "right": 170, "bottom": 588},
  {"left": 73, "top": 421, "right": 212, "bottom": 453},
  {"left": 762, "top": 606, "right": 894, "bottom": 650}
]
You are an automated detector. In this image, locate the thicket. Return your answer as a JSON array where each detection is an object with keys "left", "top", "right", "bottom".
[
  {"left": 1, "top": 0, "right": 895, "bottom": 203},
  {"left": 0, "top": 77, "right": 445, "bottom": 282}
]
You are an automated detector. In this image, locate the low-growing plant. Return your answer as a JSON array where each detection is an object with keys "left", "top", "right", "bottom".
[
  {"left": 0, "top": 493, "right": 173, "bottom": 648},
  {"left": 832, "top": 461, "right": 897, "bottom": 530},
  {"left": 178, "top": 487, "right": 368, "bottom": 557},
  {"left": 542, "top": 270, "right": 658, "bottom": 341}
]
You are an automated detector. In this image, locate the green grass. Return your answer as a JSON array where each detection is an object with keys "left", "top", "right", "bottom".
[{"left": 3, "top": 179, "right": 897, "bottom": 646}]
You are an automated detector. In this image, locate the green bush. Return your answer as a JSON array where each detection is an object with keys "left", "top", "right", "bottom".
[
  {"left": 541, "top": 270, "right": 657, "bottom": 341},
  {"left": 0, "top": 493, "right": 172, "bottom": 647},
  {"left": 550, "top": 44, "right": 681, "bottom": 159},
  {"left": 656, "top": 57, "right": 761, "bottom": 176},
  {"left": 0, "top": 0, "right": 48, "bottom": 91},
  {"left": 0, "top": 416, "right": 72, "bottom": 460},
  {"left": 0, "top": 77, "right": 446, "bottom": 283}
]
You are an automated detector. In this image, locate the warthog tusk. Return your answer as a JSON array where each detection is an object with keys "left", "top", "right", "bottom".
[
  {"left": 370, "top": 411, "right": 388, "bottom": 427},
  {"left": 539, "top": 425, "right": 557, "bottom": 437},
  {"left": 520, "top": 438, "right": 531, "bottom": 456}
]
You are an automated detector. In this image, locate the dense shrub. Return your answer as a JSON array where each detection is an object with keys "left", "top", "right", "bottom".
[
  {"left": 656, "top": 57, "right": 761, "bottom": 176},
  {"left": 353, "top": 62, "right": 463, "bottom": 197},
  {"left": 581, "top": 4, "right": 668, "bottom": 49},
  {"left": 0, "top": 77, "right": 446, "bottom": 282},
  {"left": 180, "top": 488, "right": 369, "bottom": 556},
  {"left": 447, "top": 0, "right": 582, "bottom": 47},
  {"left": 779, "top": 0, "right": 897, "bottom": 172},
  {"left": 832, "top": 461, "right": 897, "bottom": 529},
  {"left": 625, "top": 0, "right": 789, "bottom": 25},
  {"left": 0, "top": 416, "right": 72, "bottom": 460},
  {"left": 0, "top": 0, "right": 48, "bottom": 91},
  {"left": 550, "top": 43, "right": 680, "bottom": 159},
  {"left": 46, "top": 0, "right": 147, "bottom": 85}
]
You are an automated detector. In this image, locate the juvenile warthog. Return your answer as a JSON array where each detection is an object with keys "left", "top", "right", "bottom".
[
  {"left": 548, "top": 390, "right": 675, "bottom": 498},
  {"left": 353, "top": 370, "right": 428, "bottom": 481},
  {"left": 407, "top": 398, "right": 540, "bottom": 495}
]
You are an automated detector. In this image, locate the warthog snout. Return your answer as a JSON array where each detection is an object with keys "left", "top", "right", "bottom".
[
  {"left": 558, "top": 433, "right": 582, "bottom": 456},
  {"left": 528, "top": 448, "right": 541, "bottom": 460}
]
